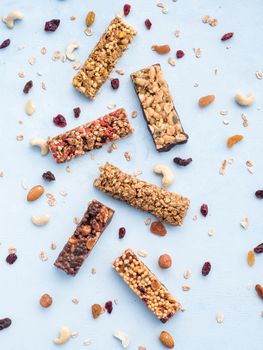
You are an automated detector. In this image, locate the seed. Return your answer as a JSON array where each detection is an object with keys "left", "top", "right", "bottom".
[
  {"left": 221, "top": 32, "right": 234, "bottom": 41},
  {"left": 123, "top": 4, "right": 131, "bottom": 16},
  {"left": 27, "top": 185, "right": 44, "bottom": 201},
  {"left": 150, "top": 221, "right": 167, "bottom": 236},
  {"left": 0, "top": 39, "right": 11, "bottom": 49},
  {"left": 158, "top": 254, "right": 172, "bottom": 269},
  {"left": 105, "top": 301, "right": 113, "bottom": 314},
  {"left": 111, "top": 78, "right": 119, "bottom": 90},
  {"left": 182, "top": 284, "right": 191, "bottom": 291},
  {"left": 23, "top": 80, "right": 33, "bottom": 94},
  {"left": 6, "top": 253, "right": 17, "bottom": 265},
  {"left": 25, "top": 100, "right": 36, "bottom": 116},
  {"left": 168, "top": 57, "right": 176, "bottom": 66},
  {"left": 152, "top": 44, "right": 170, "bottom": 54},
  {"left": 227, "top": 134, "right": 243, "bottom": 148},
  {"left": 216, "top": 313, "right": 224, "bottom": 323},
  {"left": 118, "top": 227, "right": 126, "bottom": 239},
  {"left": 40, "top": 293, "right": 53, "bottom": 308},
  {"left": 91, "top": 304, "right": 103, "bottom": 319},
  {"left": 0, "top": 318, "right": 12, "bottom": 331},
  {"left": 145, "top": 19, "right": 152, "bottom": 30},
  {"left": 255, "top": 284, "right": 263, "bottom": 299},
  {"left": 254, "top": 243, "right": 263, "bottom": 254},
  {"left": 173, "top": 157, "right": 192, "bottom": 166},
  {"left": 42, "top": 171, "right": 56, "bottom": 182},
  {"left": 176, "top": 50, "right": 185, "bottom": 58},
  {"left": 85, "top": 11, "right": 95, "bottom": 27},
  {"left": 255, "top": 190, "right": 263, "bottom": 199},
  {"left": 73, "top": 107, "right": 81, "bottom": 118},
  {"left": 159, "top": 331, "right": 174, "bottom": 348},
  {"left": 202, "top": 261, "right": 211, "bottom": 276},
  {"left": 44, "top": 19, "right": 60, "bottom": 32},
  {"left": 198, "top": 95, "right": 215, "bottom": 107},
  {"left": 200, "top": 203, "right": 208, "bottom": 217},
  {"left": 247, "top": 251, "right": 255, "bottom": 266},
  {"left": 53, "top": 114, "right": 67, "bottom": 127}
]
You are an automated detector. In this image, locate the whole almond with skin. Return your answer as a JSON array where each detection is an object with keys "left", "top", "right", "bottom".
[
  {"left": 198, "top": 95, "right": 215, "bottom": 108},
  {"left": 152, "top": 45, "right": 171, "bottom": 54},
  {"left": 27, "top": 185, "right": 44, "bottom": 201},
  {"left": 255, "top": 284, "right": 263, "bottom": 299},
  {"left": 91, "top": 303, "right": 103, "bottom": 319},
  {"left": 159, "top": 331, "right": 174, "bottom": 348}
]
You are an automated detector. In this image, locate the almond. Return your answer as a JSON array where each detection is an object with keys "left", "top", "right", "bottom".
[
  {"left": 27, "top": 185, "right": 44, "bottom": 201},
  {"left": 152, "top": 45, "right": 171, "bottom": 54},
  {"left": 159, "top": 331, "right": 174, "bottom": 348},
  {"left": 227, "top": 134, "right": 243, "bottom": 148},
  {"left": 198, "top": 95, "right": 215, "bottom": 108},
  {"left": 91, "top": 303, "right": 103, "bottom": 319}
]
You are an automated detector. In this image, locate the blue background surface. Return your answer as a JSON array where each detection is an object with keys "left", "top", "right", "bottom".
[{"left": 1, "top": 0, "right": 263, "bottom": 349}]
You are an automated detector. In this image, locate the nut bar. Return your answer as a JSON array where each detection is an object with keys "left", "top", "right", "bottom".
[
  {"left": 48, "top": 108, "right": 133, "bottom": 163},
  {"left": 131, "top": 64, "right": 188, "bottom": 151},
  {"left": 93, "top": 163, "right": 189, "bottom": 226},
  {"left": 113, "top": 249, "right": 181, "bottom": 323},
  {"left": 73, "top": 17, "right": 136, "bottom": 99},
  {"left": 54, "top": 200, "right": 114, "bottom": 276}
]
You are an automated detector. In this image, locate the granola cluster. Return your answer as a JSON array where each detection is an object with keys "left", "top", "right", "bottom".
[
  {"left": 73, "top": 17, "right": 136, "bottom": 99},
  {"left": 93, "top": 162, "right": 190, "bottom": 226},
  {"left": 48, "top": 108, "right": 133, "bottom": 163},
  {"left": 113, "top": 249, "right": 181, "bottom": 323},
  {"left": 131, "top": 64, "right": 188, "bottom": 151}
]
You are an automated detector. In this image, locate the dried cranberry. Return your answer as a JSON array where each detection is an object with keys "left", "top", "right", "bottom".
[
  {"left": 176, "top": 50, "right": 185, "bottom": 58},
  {"left": 44, "top": 19, "right": 60, "bottom": 32},
  {"left": 145, "top": 19, "right": 152, "bottom": 30},
  {"left": 0, "top": 318, "right": 11, "bottom": 331},
  {"left": 42, "top": 171, "right": 56, "bottom": 182},
  {"left": 255, "top": 190, "right": 263, "bottom": 199},
  {"left": 73, "top": 107, "right": 81, "bottom": 118},
  {"left": 137, "top": 286, "right": 146, "bottom": 293},
  {"left": 173, "top": 157, "right": 192, "bottom": 166},
  {"left": 221, "top": 32, "right": 234, "bottom": 41},
  {"left": 6, "top": 253, "right": 17, "bottom": 265},
  {"left": 200, "top": 204, "right": 208, "bottom": 217},
  {"left": 119, "top": 227, "right": 126, "bottom": 239},
  {"left": 123, "top": 4, "right": 131, "bottom": 16},
  {"left": 254, "top": 243, "right": 263, "bottom": 254},
  {"left": 0, "top": 39, "right": 10, "bottom": 49},
  {"left": 105, "top": 301, "right": 113, "bottom": 314},
  {"left": 53, "top": 114, "right": 67, "bottom": 127},
  {"left": 111, "top": 78, "right": 119, "bottom": 90},
  {"left": 101, "top": 135, "right": 108, "bottom": 143},
  {"left": 202, "top": 261, "right": 211, "bottom": 276},
  {"left": 23, "top": 80, "right": 33, "bottom": 94}
]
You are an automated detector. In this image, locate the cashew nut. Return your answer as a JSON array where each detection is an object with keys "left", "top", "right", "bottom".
[
  {"left": 30, "top": 137, "right": 49, "bottom": 156},
  {"left": 113, "top": 331, "right": 130, "bottom": 348},
  {"left": 154, "top": 165, "right": 174, "bottom": 187},
  {"left": 3, "top": 11, "right": 24, "bottom": 29},
  {"left": 66, "top": 42, "right": 79, "bottom": 61},
  {"left": 235, "top": 92, "right": 255, "bottom": 106},
  {"left": 54, "top": 326, "right": 71, "bottom": 345},
  {"left": 25, "top": 100, "right": 36, "bottom": 116},
  {"left": 31, "top": 214, "right": 49, "bottom": 226}
]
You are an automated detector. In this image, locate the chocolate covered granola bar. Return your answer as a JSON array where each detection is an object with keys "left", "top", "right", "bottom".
[
  {"left": 54, "top": 200, "right": 114, "bottom": 276},
  {"left": 73, "top": 17, "right": 136, "bottom": 99},
  {"left": 93, "top": 163, "right": 190, "bottom": 226},
  {"left": 113, "top": 249, "right": 181, "bottom": 323},
  {"left": 48, "top": 108, "right": 133, "bottom": 163},
  {"left": 131, "top": 64, "right": 188, "bottom": 151}
]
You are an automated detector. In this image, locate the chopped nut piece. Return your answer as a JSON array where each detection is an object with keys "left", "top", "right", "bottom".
[
  {"left": 131, "top": 110, "right": 137, "bottom": 118},
  {"left": 39, "top": 250, "right": 48, "bottom": 261},
  {"left": 255, "top": 71, "right": 263, "bottom": 80},
  {"left": 183, "top": 270, "right": 191, "bottom": 279},
  {"left": 137, "top": 249, "right": 148, "bottom": 257},
  {"left": 208, "top": 228, "right": 215, "bottom": 237},
  {"left": 50, "top": 242, "right": 57, "bottom": 250},
  {"left": 216, "top": 313, "right": 224, "bottom": 323},
  {"left": 18, "top": 71, "right": 25, "bottom": 78},
  {"left": 72, "top": 298, "right": 79, "bottom": 304},
  {"left": 116, "top": 69, "right": 125, "bottom": 75},
  {"left": 144, "top": 217, "right": 152, "bottom": 225},
  {"left": 83, "top": 339, "right": 92, "bottom": 346},
  {"left": 175, "top": 28, "right": 181, "bottom": 37},
  {"left": 91, "top": 267, "right": 96, "bottom": 274},
  {"left": 91, "top": 304, "right": 103, "bottom": 319},
  {"left": 168, "top": 57, "right": 176, "bottom": 66},
  {"left": 193, "top": 47, "right": 202, "bottom": 58},
  {"left": 124, "top": 151, "right": 131, "bottom": 161},
  {"left": 240, "top": 217, "right": 249, "bottom": 230},
  {"left": 16, "top": 135, "right": 24, "bottom": 141},
  {"left": 182, "top": 284, "right": 190, "bottom": 291}
]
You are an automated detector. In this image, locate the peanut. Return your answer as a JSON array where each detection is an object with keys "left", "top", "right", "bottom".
[
  {"left": 227, "top": 134, "right": 243, "bottom": 148},
  {"left": 198, "top": 95, "right": 215, "bottom": 107},
  {"left": 152, "top": 45, "right": 170, "bottom": 54},
  {"left": 27, "top": 185, "right": 44, "bottom": 201},
  {"left": 159, "top": 331, "right": 174, "bottom": 348}
]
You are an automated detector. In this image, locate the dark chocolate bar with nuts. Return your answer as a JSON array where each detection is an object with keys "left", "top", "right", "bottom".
[
  {"left": 131, "top": 64, "right": 188, "bottom": 151},
  {"left": 93, "top": 162, "right": 190, "bottom": 226},
  {"left": 113, "top": 249, "right": 181, "bottom": 323},
  {"left": 73, "top": 17, "right": 136, "bottom": 99},
  {"left": 54, "top": 200, "right": 114, "bottom": 276},
  {"left": 48, "top": 108, "right": 133, "bottom": 163}
]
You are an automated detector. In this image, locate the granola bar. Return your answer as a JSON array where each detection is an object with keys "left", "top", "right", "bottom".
[
  {"left": 113, "top": 249, "right": 181, "bottom": 323},
  {"left": 48, "top": 108, "right": 133, "bottom": 163},
  {"left": 131, "top": 64, "right": 188, "bottom": 151},
  {"left": 54, "top": 200, "right": 114, "bottom": 276},
  {"left": 73, "top": 17, "right": 136, "bottom": 99},
  {"left": 93, "top": 163, "right": 190, "bottom": 226}
]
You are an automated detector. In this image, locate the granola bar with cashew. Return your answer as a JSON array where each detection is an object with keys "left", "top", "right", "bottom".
[
  {"left": 113, "top": 249, "right": 181, "bottom": 323},
  {"left": 131, "top": 64, "right": 188, "bottom": 151},
  {"left": 73, "top": 17, "right": 136, "bottom": 99},
  {"left": 93, "top": 162, "right": 190, "bottom": 226}
]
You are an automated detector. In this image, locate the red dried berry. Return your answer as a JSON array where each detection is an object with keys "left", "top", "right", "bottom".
[
  {"left": 105, "top": 301, "right": 113, "bottom": 314},
  {"left": 73, "top": 107, "right": 81, "bottom": 118},
  {"left": 202, "top": 261, "right": 211, "bottom": 276},
  {"left": 255, "top": 190, "right": 263, "bottom": 199},
  {"left": 0, "top": 39, "right": 11, "bottom": 49},
  {"left": 42, "top": 171, "right": 56, "bottom": 182},
  {"left": 176, "top": 50, "right": 185, "bottom": 58},
  {"left": 6, "top": 254, "right": 17, "bottom": 265},
  {"left": 123, "top": 4, "right": 131, "bottom": 16},
  {"left": 221, "top": 32, "right": 234, "bottom": 41},
  {"left": 53, "top": 114, "right": 67, "bottom": 127},
  {"left": 44, "top": 19, "right": 60, "bottom": 32},
  {"left": 119, "top": 227, "right": 126, "bottom": 239},
  {"left": 145, "top": 19, "right": 152, "bottom": 30},
  {"left": 111, "top": 78, "right": 119, "bottom": 90},
  {"left": 23, "top": 80, "right": 33, "bottom": 94},
  {"left": 200, "top": 204, "right": 208, "bottom": 217},
  {"left": 173, "top": 157, "right": 192, "bottom": 166},
  {"left": 254, "top": 243, "right": 263, "bottom": 254}
]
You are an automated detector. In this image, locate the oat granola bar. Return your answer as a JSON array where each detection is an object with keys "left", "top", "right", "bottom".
[
  {"left": 73, "top": 17, "right": 136, "bottom": 99},
  {"left": 48, "top": 108, "right": 133, "bottom": 163},
  {"left": 54, "top": 200, "right": 114, "bottom": 276},
  {"left": 131, "top": 64, "right": 188, "bottom": 151},
  {"left": 113, "top": 249, "right": 181, "bottom": 323},
  {"left": 93, "top": 163, "right": 190, "bottom": 226}
]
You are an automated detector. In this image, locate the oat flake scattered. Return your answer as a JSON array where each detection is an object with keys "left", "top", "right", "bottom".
[
  {"left": 72, "top": 298, "right": 79, "bottom": 304},
  {"left": 8, "top": 247, "right": 17, "bottom": 254},
  {"left": 18, "top": 71, "right": 25, "bottom": 78},
  {"left": 28, "top": 56, "right": 36, "bottom": 65},
  {"left": 21, "top": 180, "right": 28, "bottom": 190},
  {"left": 144, "top": 217, "right": 152, "bottom": 226},
  {"left": 220, "top": 110, "right": 228, "bottom": 116},
  {"left": 73, "top": 217, "right": 80, "bottom": 224},
  {"left": 137, "top": 249, "right": 148, "bottom": 258},
  {"left": 59, "top": 190, "right": 68, "bottom": 197},
  {"left": 84, "top": 28, "right": 93, "bottom": 36},
  {"left": 208, "top": 228, "right": 215, "bottom": 237},
  {"left": 107, "top": 103, "right": 116, "bottom": 110},
  {"left": 41, "top": 82, "right": 47, "bottom": 90},
  {"left": 66, "top": 166, "right": 71, "bottom": 173},
  {"left": 240, "top": 217, "right": 249, "bottom": 230},
  {"left": 168, "top": 57, "right": 176, "bottom": 66},
  {"left": 223, "top": 120, "right": 229, "bottom": 125},
  {"left": 183, "top": 270, "right": 191, "bottom": 279},
  {"left": 0, "top": 171, "right": 5, "bottom": 177},
  {"left": 50, "top": 242, "right": 57, "bottom": 250},
  {"left": 255, "top": 71, "right": 263, "bottom": 80},
  {"left": 131, "top": 111, "right": 137, "bottom": 118},
  {"left": 41, "top": 47, "right": 47, "bottom": 55},
  {"left": 192, "top": 215, "right": 198, "bottom": 221},
  {"left": 71, "top": 332, "right": 79, "bottom": 339},
  {"left": 72, "top": 60, "right": 81, "bottom": 70},
  {"left": 16, "top": 135, "right": 24, "bottom": 141},
  {"left": 116, "top": 69, "right": 125, "bottom": 75},
  {"left": 182, "top": 284, "right": 191, "bottom": 291},
  {"left": 216, "top": 313, "right": 224, "bottom": 324},
  {"left": 193, "top": 48, "right": 202, "bottom": 58},
  {"left": 242, "top": 113, "right": 249, "bottom": 127},
  {"left": 124, "top": 151, "right": 131, "bottom": 161},
  {"left": 83, "top": 339, "right": 92, "bottom": 346},
  {"left": 91, "top": 267, "right": 96, "bottom": 274},
  {"left": 175, "top": 28, "right": 181, "bottom": 37},
  {"left": 70, "top": 16, "right": 76, "bottom": 21},
  {"left": 39, "top": 250, "right": 48, "bottom": 261}
]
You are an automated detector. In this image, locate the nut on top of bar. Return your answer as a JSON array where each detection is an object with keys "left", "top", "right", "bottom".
[
  {"left": 113, "top": 249, "right": 181, "bottom": 323},
  {"left": 131, "top": 64, "right": 188, "bottom": 151},
  {"left": 73, "top": 17, "right": 136, "bottom": 99}
]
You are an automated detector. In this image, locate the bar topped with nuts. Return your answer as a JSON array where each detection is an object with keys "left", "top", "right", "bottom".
[
  {"left": 113, "top": 249, "right": 181, "bottom": 323},
  {"left": 73, "top": 17, "right": 136, "bottom": 99},
  {"left": 131, "top": 64, "right": 188, "bottom": 151}
]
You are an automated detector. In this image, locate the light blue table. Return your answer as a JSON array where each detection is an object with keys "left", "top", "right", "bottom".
[{"left": 1, "top": 0, "right": 263, "bottom": 349}]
